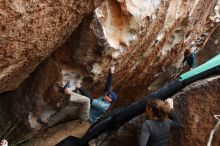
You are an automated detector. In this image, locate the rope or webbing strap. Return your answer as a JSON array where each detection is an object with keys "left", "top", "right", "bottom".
[{"left": 207, "top": 115, "right": 220, "bottom": 146}]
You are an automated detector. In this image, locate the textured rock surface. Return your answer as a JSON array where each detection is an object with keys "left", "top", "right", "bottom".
[
  {"left": 52, "top": 13, "right": 113, "bottom": 84},
  {"left": 51, "top": 0, "right": 220, "bottom": 102},
  {"left": 112, "top": 0, "right": 219, "bottom": 102},
  {"left": 27, "top": 120, "right": 90, "bottom": 146},
  {"left": 197, "top": 25, "right": 220, "bottom": 64},
  {"left": 0, "top": 59, "right": 64, "bottom": 128},
  {"left": 1, "top": 0, "right": 219, "bottom": 95},
  {"left": 0, "top": 0, "right": 103, "bottom": 93},
  {"left": 0, "top": 0, "right": 220, "bottom": 144},
  {"left": 91, "top": 75, "right": 220, "bottom": 146},
  {"left": 170, "top": 76, "right": 220, "bottom": 146}
]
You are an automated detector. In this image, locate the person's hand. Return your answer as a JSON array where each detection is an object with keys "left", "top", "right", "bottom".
[
  {"left": 0, "top": 139, "right": 8, "bottom": 146},
  {"left": 191, "top": 46, "right": 196, "bottom": 52},
  {"left": 64, "top": 88, "right": 72, "bottom": 95},
  {"left": 180, "top": 63, "right": 185, "bottom": 69},
  {"left": 110, "top": 66, "right": 115, "bottom": 74},
  {"left": 42, "top": 117, "right": 49, "bottom": 123},
  {"left": 74, "top": 81, "right": 81, "bottom": 89},
  {"left": 165, "top": 98, "right": 173, "bottom": 109}
]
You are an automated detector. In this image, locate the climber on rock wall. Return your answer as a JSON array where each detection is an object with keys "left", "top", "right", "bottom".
[
  {"left": 172, "top": 47, "right": 198, "bottom": 79},
  {"left": 138, "top": 98, "right": 180, "bottom": 146},
  {"left": 75, "top": 65, "right": 118, "bottom": 124},
  {"left": 182, "top": 47, "right": 198, "bottom": 70},
  {"left": 37, "top": 77, "right": 90, "bottom": 127},
  {"left": 37, "top": 65, "right": 118, "bottom": 127}
]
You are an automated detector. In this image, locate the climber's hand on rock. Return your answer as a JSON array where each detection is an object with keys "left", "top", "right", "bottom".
[
  {"left": 0, "top": 139, "right": 8, "bottom": 146},
  {"left": 180, "top": 63, "right": 185, "bottom": 69},
  {"left": 110, "top": 66, "right": 115, "bottom": 74},
  {"left": 74, "top": 81, "right": 81, "bottom": 89},
  {"left": 165, "top": 98, "right": 173, "bottom": 109},
  {"left": 64, "top": 88, "right": 72, "bottom": 95},
  {"left": 42, "top": 117, "right": 49, "bottom": 123}
]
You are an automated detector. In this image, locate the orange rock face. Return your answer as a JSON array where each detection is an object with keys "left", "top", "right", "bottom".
[
  {"left": 111, "top": 0, "right": 219, "bottom": 104},
  {"left": 0, "top": 0, "right": 218, "bottom": 96},
  {"left": 0, "top": 59, "right": 63, "bottom": 126},
  {"left": 170, "top": 76, "right": 220, "bottom": 146},
  {"left": 0, "top": 0, "right": 103, "bottom": 93},
  {"left": 0, "top": 0, "right": 219, "bottom": 144},
  {"left": 52, "top": 1, "right": 219, "bottom": 104}
]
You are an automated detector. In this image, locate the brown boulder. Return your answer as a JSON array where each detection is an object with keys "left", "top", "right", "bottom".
[
  {"left": 0, "top": 0, "right": 103, "bottom": 93},
  {"left": 0, "top": 59, "right": 64, "bottom": 128}
]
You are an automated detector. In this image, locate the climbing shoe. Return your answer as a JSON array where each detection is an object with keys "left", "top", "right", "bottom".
[{"left": 37, "top": 118, "right": 48, "bottom": 127}]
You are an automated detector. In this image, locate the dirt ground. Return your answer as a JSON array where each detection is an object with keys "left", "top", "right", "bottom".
[{"left": 27, "top": 120, "right": 90, "bottom": 146}]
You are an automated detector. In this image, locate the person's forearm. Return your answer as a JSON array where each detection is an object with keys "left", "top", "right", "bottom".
[
  {"left": 104, "top": 71, "right": 112, "bottom": 92},
  {"left": 170, "top": 111, "right": 180, "bottom": 129},
  {"left": 170, "top": 111, "right": 179, "bottom": 122},
  {"left": 78, "top": 87, "right": 91, "bottom": 98},
  {"left": 182, "top": 57, "right": 186, "bottom": 64},
  {"left": 78, "top": 87, "right": 93, "bottom": 103},
  {"left": 63, "top": 80, "right": 70, "bottom": 89},
  {"left": 139, "top": 123, "right": 150, "bottom": 146}
]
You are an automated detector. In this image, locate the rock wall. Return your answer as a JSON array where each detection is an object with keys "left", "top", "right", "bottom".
[
  {"left": 52, "top": 13, "right": 113, "bottom": 85},
  {"left": 112, "top": 0, "right": 219, "bottom": 102},
  {"left": 170, "top": 76, "right": 220, "bottom": 146},
  {"left": 197, "top": 25, "right": 220, "bottom": 64},
  {"left": 0, "top": 59, "right": 64, "bottom": 129},
  {"left": 91, "top": 75, "right": 220, "bottom": 146},
  {"left": 0, "top": 0, "right": 104, "bottom": 93},
  {"left": 51, "top": 0, "right": 220, "bottom": 103},
  {"left": 0, "top": 0, "right": 219, "bottom": 96},
  {"left": 0, "top": 0, "right": 219, "bottom": 143}
]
